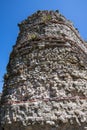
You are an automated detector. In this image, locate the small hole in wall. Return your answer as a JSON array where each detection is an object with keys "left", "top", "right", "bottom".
[{"left": 51, "top": 127, "right": 56, "bottom": 130}]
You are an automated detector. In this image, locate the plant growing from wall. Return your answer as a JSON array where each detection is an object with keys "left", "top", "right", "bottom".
[
  {"left": 42, "top": 14, "right": 52, "bottom": 22},
  {"left": 27, "top": 33, "right": 37, "bottom": 41}
]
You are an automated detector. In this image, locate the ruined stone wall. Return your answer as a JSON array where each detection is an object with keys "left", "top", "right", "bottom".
[{"left": 0, "top": 11, "right": 87, "bottom": 130}]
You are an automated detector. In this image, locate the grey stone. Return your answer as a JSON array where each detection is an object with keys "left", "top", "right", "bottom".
[{"left": 0, "top": 10, "right": 87, "bottom": 130}]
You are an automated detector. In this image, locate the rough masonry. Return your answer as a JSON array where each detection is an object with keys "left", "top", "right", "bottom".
[{"left": 0, "top": 10, "right": 87, "bottom": 130}]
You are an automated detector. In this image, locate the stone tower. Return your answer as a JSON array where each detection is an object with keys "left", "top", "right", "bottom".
[{"left": 0, "top": 10, "right": 87, "bottom": 130}]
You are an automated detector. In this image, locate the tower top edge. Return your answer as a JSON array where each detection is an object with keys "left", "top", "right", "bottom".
[{"left": 18, "top": 10, "right": 73, "bottom": 27}]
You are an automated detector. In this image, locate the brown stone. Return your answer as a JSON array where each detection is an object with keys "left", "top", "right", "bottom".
[{"left": 0, "top": 10, "right": 87, "bottom": 130}]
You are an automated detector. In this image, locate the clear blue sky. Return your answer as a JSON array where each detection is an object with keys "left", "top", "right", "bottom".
[{"left": 0, "top": 0, "right": 87, "bottom": 92}]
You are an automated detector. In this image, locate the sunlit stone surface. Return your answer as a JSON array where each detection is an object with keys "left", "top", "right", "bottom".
[{"left": 0, "top": 10, "right": 87, "bottom": 130}]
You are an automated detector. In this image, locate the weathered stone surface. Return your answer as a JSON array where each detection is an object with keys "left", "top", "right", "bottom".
[{"left": 0, "top": 10, "right": 87, "bottom": 130}]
